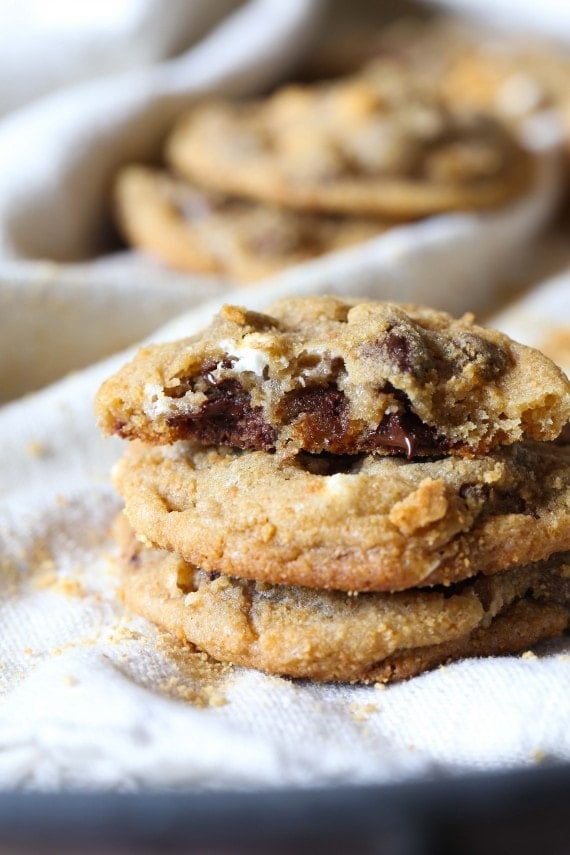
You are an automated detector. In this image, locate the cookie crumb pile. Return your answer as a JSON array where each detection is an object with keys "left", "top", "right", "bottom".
[
  {"left": 113, "top": 59, "right": 532, "bottom": 281},
  {"left": 96, "top": 296, "right": 570, "bottom": 683}
]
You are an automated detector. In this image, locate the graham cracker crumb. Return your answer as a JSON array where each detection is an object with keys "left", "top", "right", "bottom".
[
  {"left": 64, "top": 675, "right": 78, "bottom": 686},
  {"left": 26, "top": 440, "right": 47, "bottom": 458},
  {"left": 533, "top": 749, "right": 546, "bottom": 763},
  {"left": 154, "top": 632, "right": 232, "bottom": 708},
  {"left": 105, "top": 620, "right": 149, "bottom": 646},
  {"left": 349, "top": 702, "right": 378, "bottom": 721},
  {"left": 158, "top": 674, "right": 228, "bottom": 708},
  {"left": 50, "top": 636, "right": 99, "bottom": 657},
  {"left": 33, "top": 572, "right": 85, "bottom": 598}
]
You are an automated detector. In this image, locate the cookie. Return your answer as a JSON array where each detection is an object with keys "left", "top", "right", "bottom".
[
  {"left": 165, "top": 74, "right": 532, "bottom": 219},
  {"left": 117, "top": 518, "right": 569, "bottom": 684},
  {"left": 435, "top": 43, "right": 570, "bottom": 125},
  {"left": 96, "top": 296, "right": 570, "bottom": 457},
  {"left": 114, "top": 166, "right": 386, "bottom": 282},
  {"left": 113, "top": 438, "right": 570, "bottom": 593}
]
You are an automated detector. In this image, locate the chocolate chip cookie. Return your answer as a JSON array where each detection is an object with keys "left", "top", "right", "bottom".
[
  {"left": 99, "top": 294, "right": 570, "bottom": 682},
  {"left": 96, "top": 297, "right": 570, "bottom": 457},
  {"left": 114, "top": 166, "right": 386, "bottom": 282},
  {"left": 113, "top": 438, "right": 570, "bottom": 593},
  {"left": 165, "top": 74, "right": 532, "bottom": 218},
  {"left": 118, "top": 516, "right": 570, "bottom": 683}
]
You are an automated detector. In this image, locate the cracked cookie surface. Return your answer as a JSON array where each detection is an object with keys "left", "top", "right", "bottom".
[
  {"left": 165, "top": 71, "right": 532, "bottom": 219},
  {"left": 113, "top": 438, "right": 570, "bottom": 592},
  {"left": 114, "top": 166, "right": 387, "bottom": 282},
  {"left": 96, "top": 296, "right": 570, "bottom": 458},
  {"left": 118, "top": 517, "right": 570, "bottom": 683}
]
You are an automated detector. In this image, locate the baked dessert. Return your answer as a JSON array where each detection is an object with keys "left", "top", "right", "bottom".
[
  {"left": 98, "top": 296, "right": 570, "bottom": 683},
  {"left": 118, "top": 517, "right": 570, "bottom": 684},
  {"left": 114, "top": 166, "right": 386, "bottom": 282},
  {"left": 166, "top": 74, "right": 532, "bottom": 219},
  {"left": 96, "top": 297, "right": 570, "bottom": 457},
  {"left": 113, "top": 437, "right": 570, "bottom": 593}
]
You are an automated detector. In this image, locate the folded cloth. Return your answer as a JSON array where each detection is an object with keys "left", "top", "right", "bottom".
[
  {"left": 0, "top": 0, "right": 242, "bottom": 118},
  {"left": 434, "top": 0, "right": 570, "bottom": 42},
  {"left": 0, "top": 269, "right": 569, "bottom": 791},
  {"left": 0, "top": 0, "right": 324, "bottom": 260}
]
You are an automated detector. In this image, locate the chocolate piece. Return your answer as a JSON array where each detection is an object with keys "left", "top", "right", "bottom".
[
  {"left": 365, "top": 410, "right": 448, "bottom": 457},
  {"left": 167, "top": 375, "right": 449, "bottom": 457},
  {"left": 281, "top": 386, "right": 350, "bottom": 452},
  {"left": 167, "top": 379, "right": 276, "bottom": 451}
]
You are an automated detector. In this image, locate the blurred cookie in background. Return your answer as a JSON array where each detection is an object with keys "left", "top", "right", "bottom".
[
  {"left": 165, "top": 71, "right": 532, "bottom": 220},
  {"left": 113, "top": 14, "right": 554, "bottom": 281},
  {"left": 114, "top": 165, "right": 387, "bottom": 282},
  {"left": 307, "top": 15, "right": 570, "bottom": 133}
]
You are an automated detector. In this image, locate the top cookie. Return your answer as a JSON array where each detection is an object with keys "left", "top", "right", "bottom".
[
  {"left": 95, "top": 296, "right": 570, "bottom": 458},
  {"left": 165, "top": 70, "right": 532, "bottom": 219}
]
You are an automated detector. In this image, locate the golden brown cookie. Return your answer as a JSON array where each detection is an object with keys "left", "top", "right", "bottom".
[
  {"left": 436, "top": 43, "right": 570, "bottom": 126},
  {"left": 96, "top": 296, "right": 570, "bottom": 458},
  {"left": 165, "top": 73, "right": 532, "bottom": 219},
  {"left": 118, "top": 518, "right": 569, "bottom": 684},
  {"left": 113, "top": 438, "right": 570, "bottom": 593},
  {"left": 114, "top": 166, "right": 386, "bottom": 282}
]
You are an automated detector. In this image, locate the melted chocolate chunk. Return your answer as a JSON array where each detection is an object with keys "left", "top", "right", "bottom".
[
  {"left": 280, "top": 383, "right": 447, "bottom": 457},
  {"left": 165, "top": 366, "right": 453, "bottom": 457},
  {"left": 364, "top": 410, "right": 448, "bottom": 458},
  {"left": 280, "top": 386, "right": 350, "bottom": 453},
  {"left": 167, "top": 377, "right": 276, "bottom": 451}
]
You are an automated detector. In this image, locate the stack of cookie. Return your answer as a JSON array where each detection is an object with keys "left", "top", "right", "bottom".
[
  {"left": 96, "top": 296, "right": 570, "bottom": 683},
  {"left": 113, "top": 62, "right": 533, "bottom": 282}
]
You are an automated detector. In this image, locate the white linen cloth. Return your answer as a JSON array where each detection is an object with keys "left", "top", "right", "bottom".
[
  {"left": 1, "top": 0, "right": 569, "bottom": 790},
  {"left": 1, "top": 268, "right": 569, "bottom": 790},
  {"left": 434, "top": 0, "right": 570, "bottom": 43},
  {"left": 0, "top": 0, "right": 324, "bottom": 260}
]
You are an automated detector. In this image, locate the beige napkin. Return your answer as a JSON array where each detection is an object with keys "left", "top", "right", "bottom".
[{"left": 0, "top": 0, "right": 324, "bottom": 261}]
